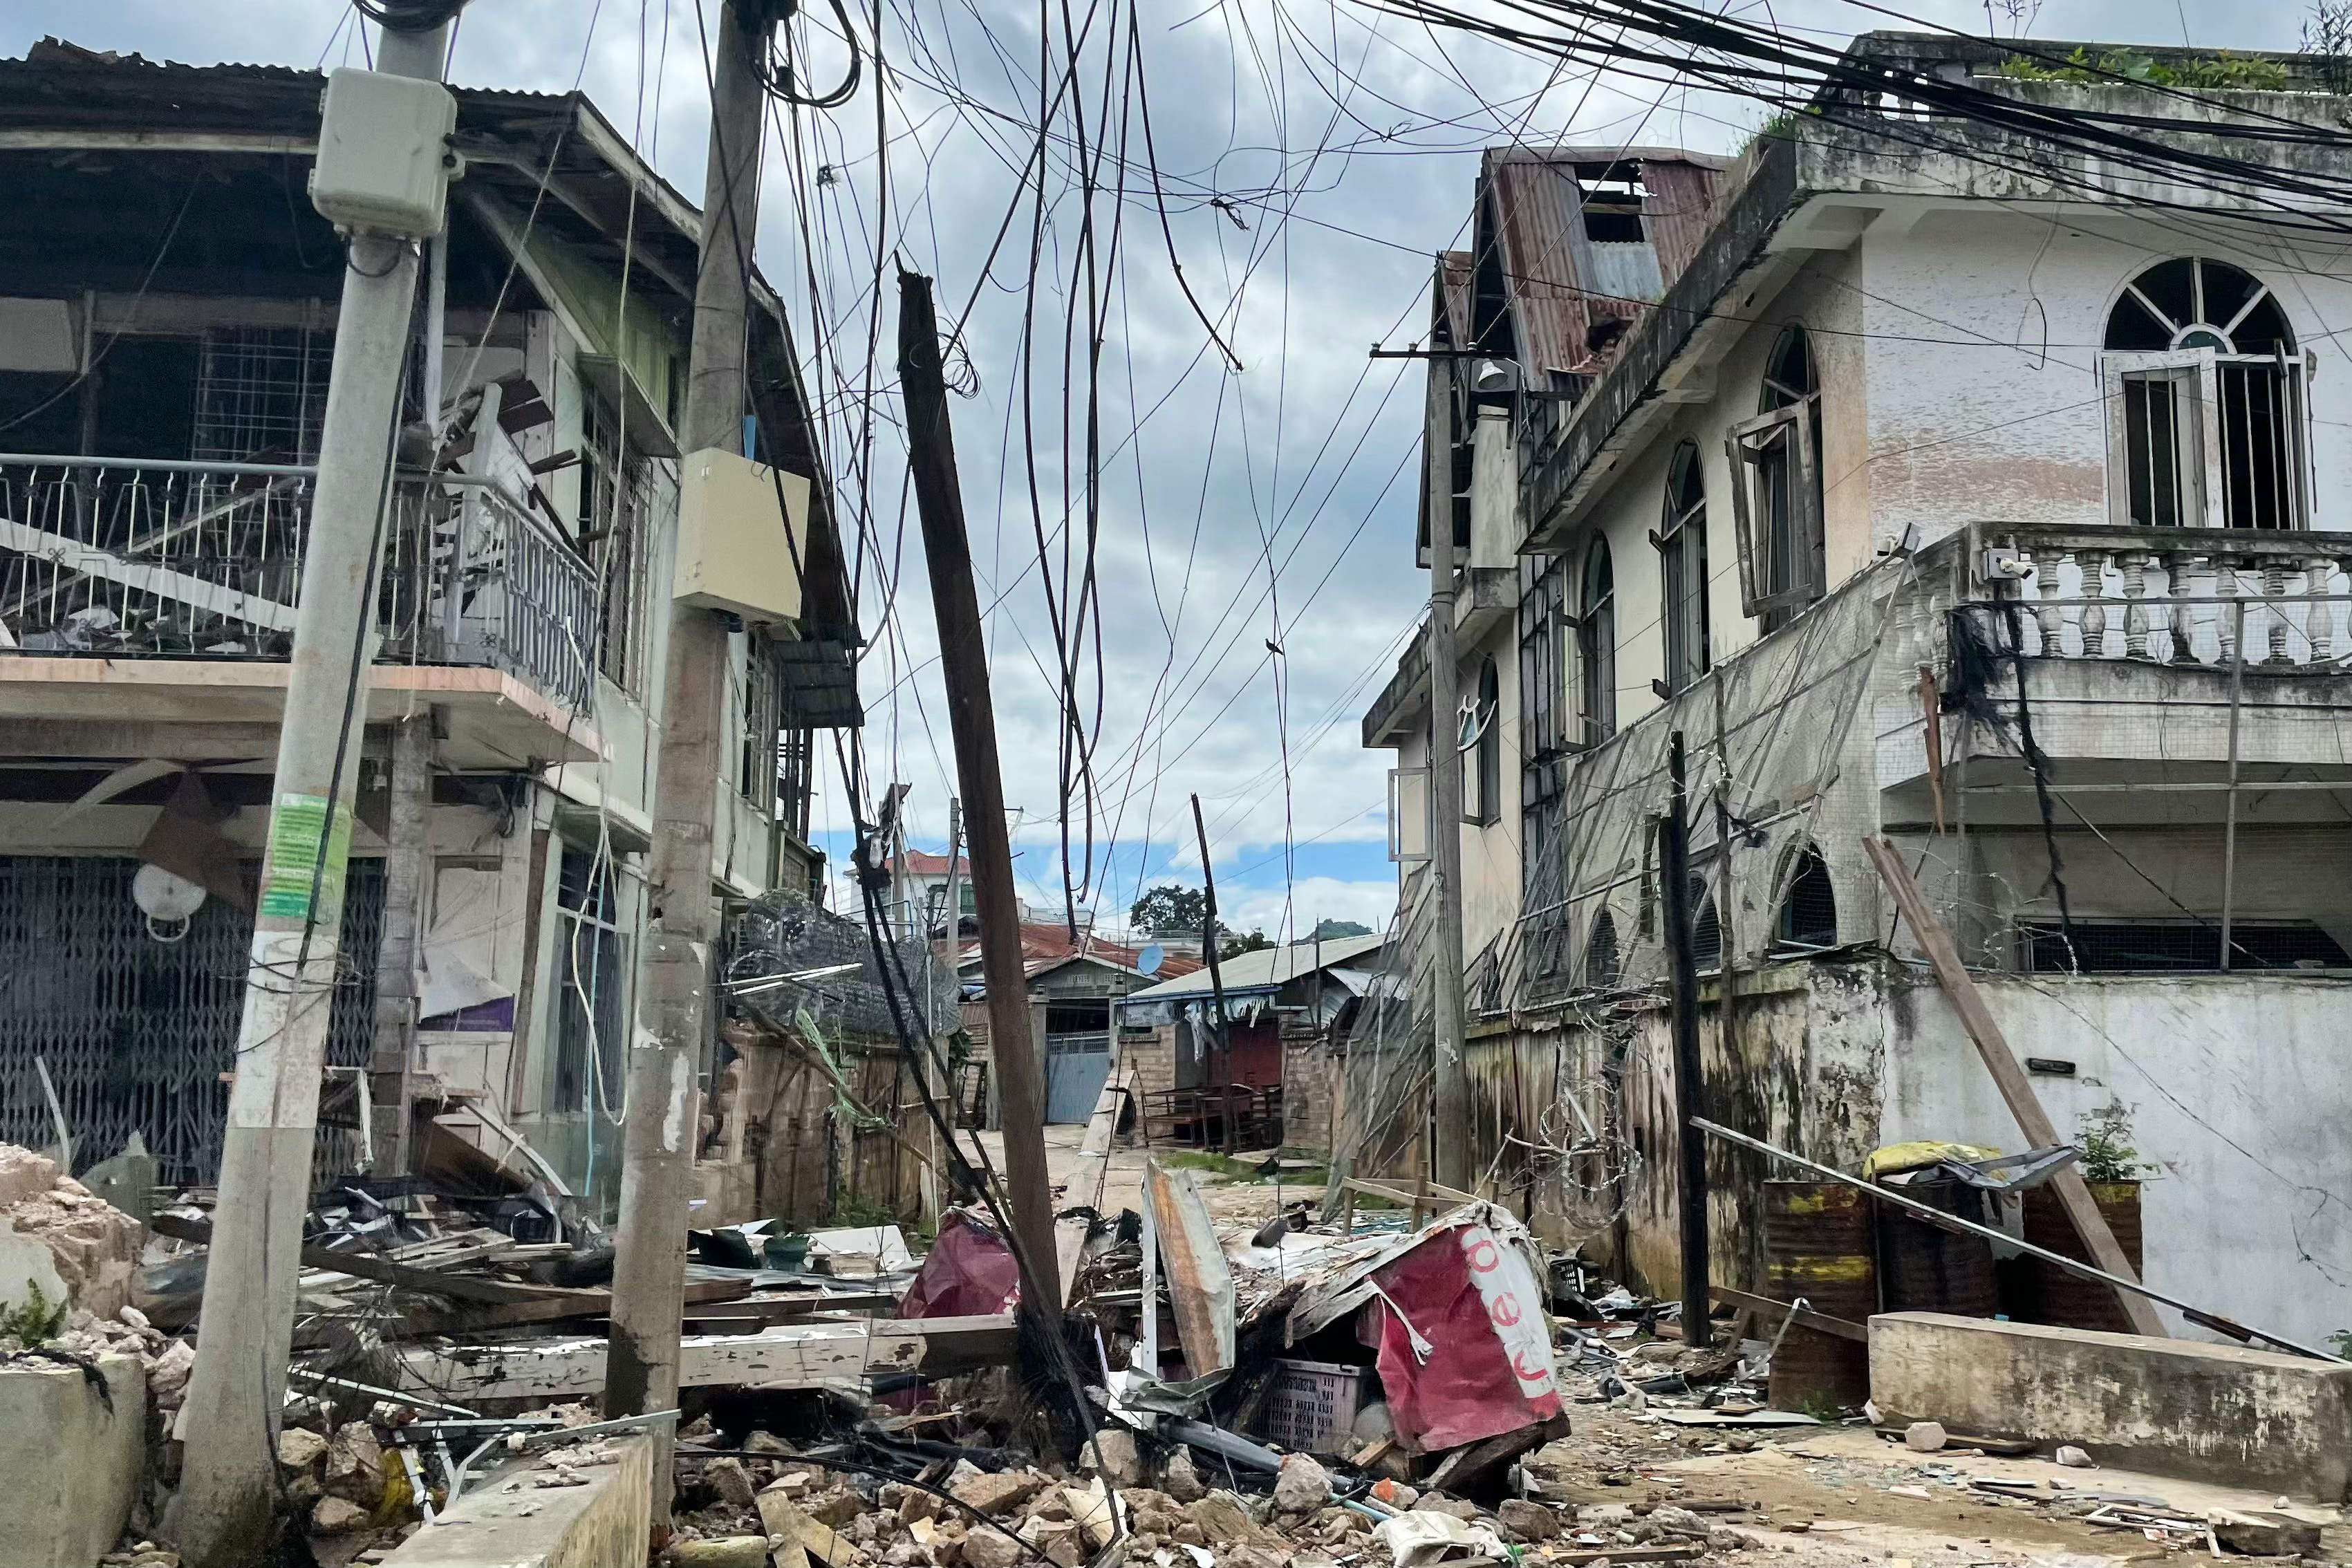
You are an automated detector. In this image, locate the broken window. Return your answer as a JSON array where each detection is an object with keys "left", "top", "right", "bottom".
[
  {"left": 1574, "top": 534, "right": 1616, "bottom": 747},
  {"left": 1464, "top": 655, "right": 1502, "bottom": 825},
  {"left": 550, "top": 843, "right": 631, "bottom": 1119},
  {"left": 1575, "top": 161, "right": 1648, "bottom": 244},
  {"left": 2022, "top": 918, "right": 2347, "bottom": 973},
  {"left": 193, "top": 326, "right": 333, "bottom": 464},
  {"left": 1657, "top": 440, "right": 1710, "bottom": 694},
  {"left": 577, "top": 392, "right": 657, "bottom": 695},
  {"left": 1727, "top": 326, "right": 1824, "bottom": 631},
  {"left": 2103, "top": 257, "right": 2306, "bottom": 530}
]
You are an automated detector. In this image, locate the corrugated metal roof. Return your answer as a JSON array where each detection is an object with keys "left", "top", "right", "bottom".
[
  {"left": 1122, "top": 933, "right": 1387, "bottom": 1001},
  {"left": 1480, "top": 145, "right": 1724, "bottom": 388}
]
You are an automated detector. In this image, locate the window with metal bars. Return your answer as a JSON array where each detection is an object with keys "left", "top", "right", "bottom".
[
  {"left": 1584, "top": 908, "right": 1621, "bottom": 990},
  {"left": 576, "top": 393, "right": 655, "bottom": 694},
  {"left": 2021, "top": 919, "right": 2347, "bottom": 974},
  {"left": 740, "top": 642, "right": 783, "bottom": 814},
  {"left": 1727, "top": 326, "right": 1824, "bottom": 632},
  {"left": 1775, "top": 841, "right": 1838, "bottom": 950},
  {"left": 1576, "top": 534, "right": 1616, "bottom": 747},
  {"left": 778, "top": 725, "right": 814, "bottom": 839},
  {"left": 550, "top": 843, "right": 631, "bottom": 1119},
  {"left": 2103, "top": 257, "right": 2307, "bottom": 531}
]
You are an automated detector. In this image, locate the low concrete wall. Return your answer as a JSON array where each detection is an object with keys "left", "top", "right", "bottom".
[
  {"left": 0, "top": 1352, "right": 144, "bottom": 1567},
  {"left": 1870, "top": 1312, "right": 2352, "bottom": 1502},
  {"left": 380, "top": 1433, "right": 652, "bottom": 1568}
]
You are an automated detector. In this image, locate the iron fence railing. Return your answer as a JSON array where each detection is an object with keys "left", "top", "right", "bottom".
[{"left": 0, "top": 455, "right": 598, "bottom": 712}]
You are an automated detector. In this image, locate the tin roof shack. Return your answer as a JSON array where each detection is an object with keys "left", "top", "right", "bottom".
[
  {"left": 1118, "top": 934, "right": 1385, "bottom": 1154},
  {"left": 956, "top": 926, "right": 1203, "bottom": 1130},
  {"left": 1357, "top": 32, "right": 2352, "bottom": 1352},
  {"left": 0, "top": 39, "right": 857, "bottom": 1204}
]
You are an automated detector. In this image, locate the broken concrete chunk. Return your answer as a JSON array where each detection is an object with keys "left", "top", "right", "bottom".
[
  {"left": 1273, "top": 1453, "right": 1332, "bottom": 1514},
  {"left": 2055, "top": 1446, "right": 2096, "bottom": 1469},
  {"left": 1160, "top": 1449, "right": 1206, "bottom": 1504},
  {"left": 1406, "top": 1495, "right": 1480, "bottom": 1522},
  {"left": 322, "top": 1424, "right": 384, "bottom": 1505},
  {"left": 1061, "top": 1480, "right": 1119, "bottom": 1549},
  {"left": 1186, "top": 1491, "right": 1282, "bottom": 1547},
  {"left": 2208, "top": 1511, "right": 2323, "bottom": 1558},
  {"left": 707, "top": 1457, "right": 759, "bottom": 1508},
  {"left": 1019, "top": 1516, "right": 1085, "bottom": 1568},
  {"left": 960, "top": 1527, "right": 1027, "bottom": 1568},
  {"left": 670, "top": 1538, "right": 773, "bottom": 1568},
  {"left": 1903, "top": 1421, "right": 1947, "bottom": 1453},
  {"left": 1085, "top": 1426, "right": 1144, "bottom": 1488},
  {"left": 308, "top": 1497, "right": 368, "bottom": 1537},
  {"left": 1495, "top": 1499, "right": 1564, "bottom": 1542},
  {"left": 746, "top": 1430, "right": 794, "bottom": 1456},
  {"left": 277, "top": 1428, "right": 330, "bottom": 1474},
  {"left": 952, "top": 1469, "right": 1052, "bottom": 1517}
]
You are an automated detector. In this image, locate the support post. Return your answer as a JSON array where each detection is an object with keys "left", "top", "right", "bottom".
[
  {"left": 1428, "top": 483, "right": 1471, "bottom": 1188},
  {"left": 2219, "top": 601, "right": 2246, "bottom": 971},
  {"left": 607, "top": 0, "right": 776, "bottom": 1472},
  {"left": 1659, "top": 731, "right": 1712, "bottom": 1351},
  {"left": 1862, "top": 834, "right": 2168, "bottom": 1337},
  {"left": 1190, "top": 794, "right": 1238, "bottom": 1156},
  {"left": 896, "top": 268, "right": 1061, "bottom": 1316},
  {"left": 170, "top": 20, "right": 454, "bottom": 1565},
  {"left": 370, "top": 712, "right": 433, "bottom": 1174}
]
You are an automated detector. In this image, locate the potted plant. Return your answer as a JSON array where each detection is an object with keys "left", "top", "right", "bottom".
[{"left": 2015, "top": 1102, "right": 2152, "bottom": 1331}]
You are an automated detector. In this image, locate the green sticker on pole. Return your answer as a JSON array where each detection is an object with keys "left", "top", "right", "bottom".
[{"left": 259, "top": 792, "right": 353, "bottom": 922}]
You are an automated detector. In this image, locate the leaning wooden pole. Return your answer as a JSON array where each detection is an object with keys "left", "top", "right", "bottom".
[
  {"left": 896, "top": 268, "right": 1061, "bottom": 1314},
  {"left": 1862, "top": 834, "right": 2167, "bottom": 1338},
  {"left": 1660, "top": 731, "right": 1712, "bottom": 1351}
]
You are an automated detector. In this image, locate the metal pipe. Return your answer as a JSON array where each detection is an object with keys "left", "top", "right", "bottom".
[
  {"left": 0, "top": 452, "right": 492, "bottom": 484},
  {"left": 1688, "top": 1116, "right": 2346, "bottom": 1363},
  {"left": 2221, "top": 599, "right": 2246, "bottom": 971}
]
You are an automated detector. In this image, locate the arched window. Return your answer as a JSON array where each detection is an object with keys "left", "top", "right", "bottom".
[
  {"left": 1777, "top": 841, "right": 1838, "bottom": 950},
  {"left": 2104, "top": 257, "right": 2304, "bottom": 530},
  {"left": 1689, "top": 874, "right": 1723, "bottom": 973},
  {"left": 1585, "top": 908, "right": 1621, "bottom": 990},
  {"left": 1477, "top": 656, "right": 1501, "bottom": 823},
  {"left": 1659, "top": 442, "right": 1710, "bottom": 694},
  {"left": 1728, "top": 325, "right": 1824, "bottom": 631},
  {"left": 1577, "top": 534, "right": 1616, "bottom": 747}
]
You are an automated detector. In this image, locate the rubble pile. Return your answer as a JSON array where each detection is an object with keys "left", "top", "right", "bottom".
[{"left": 0, "top": 1141, "right": 146, "bottom": 1320}]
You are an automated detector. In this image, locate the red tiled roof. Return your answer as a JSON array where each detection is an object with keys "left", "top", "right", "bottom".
[
  {"left": 901, "top": 851, "right": 970, "bottom": 875},
  {"left": 960, "top": 923, "right": 1204, "bottom": 980}
]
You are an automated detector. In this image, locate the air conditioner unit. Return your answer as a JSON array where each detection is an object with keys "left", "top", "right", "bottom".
[{"left": 674, "top": 447, "right": 809, "bottom": 626}]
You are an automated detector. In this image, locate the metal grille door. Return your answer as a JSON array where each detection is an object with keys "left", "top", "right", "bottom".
[{"left": 0, "top": 855, "right": 384, "bottom": 1186}]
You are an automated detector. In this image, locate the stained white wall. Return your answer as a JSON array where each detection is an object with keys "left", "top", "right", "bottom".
[{"left": 1883, "top": 971, "right": 2352, "bottom": 1351}]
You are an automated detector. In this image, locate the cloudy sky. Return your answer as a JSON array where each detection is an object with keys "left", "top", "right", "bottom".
[{"left": 4, "top": 0, "right": 2315, "bottom": 942}]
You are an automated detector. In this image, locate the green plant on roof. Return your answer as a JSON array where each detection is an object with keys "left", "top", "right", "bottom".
[{"left": 1994, "top": 47, "right": 2292, "bottom": 91}]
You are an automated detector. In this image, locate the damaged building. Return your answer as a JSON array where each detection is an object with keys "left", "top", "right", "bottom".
[
  {"left": 1359, "top": 33, "right": 2352, "bottom": 1349},
  {"left": 0, "top": 40, "right": 864, "bottom": 1212}
]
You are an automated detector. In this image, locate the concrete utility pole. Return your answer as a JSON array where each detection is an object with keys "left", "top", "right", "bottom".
[
  {"left": 1427, "top": 495, "right": 1472, "bottom": 1188},
  {"left": 606, "top": 0, "right": 774, "bottom": 1450},
  {"left": 171, "top": 19, "right": 456, "bottom": 1566},
  {"left": 896, "top": 268, "right": 1061, "bottom": 1316},
  {"left": 1660, "top": 730, "right": 1713, "bottom": 1352}
]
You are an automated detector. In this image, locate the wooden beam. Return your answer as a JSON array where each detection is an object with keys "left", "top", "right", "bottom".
[
  {"left": 1144, "top": 1159, "right": 1235, "bottom": 1379},
  {"left": 1344, "top": 1175, "right": 1480, "bottom": 1210},
  {"left": 1711, "top": 1284, "right": 1867, "bottom": 1345},
  {"left": 153, "top": 1213, "right": 585, "bottom": 1307},
  {"left": 1860, "top": 835, "right": 2167, "bottom": 1338},
  {"left": 398, "top": 1313, "right": 1015, "bottom": 1401}
]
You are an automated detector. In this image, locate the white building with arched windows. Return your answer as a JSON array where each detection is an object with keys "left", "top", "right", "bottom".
[{"left": 1358, "top": 32, "right": 2352, "bottom": 1352}]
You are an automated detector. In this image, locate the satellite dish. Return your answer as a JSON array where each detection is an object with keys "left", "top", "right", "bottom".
[
  {"left": 1137, "top": 942, "right": 1165, "bottom": 977},
  {"left": 131, "top": 863, "right": 207, "bottom": 944}
]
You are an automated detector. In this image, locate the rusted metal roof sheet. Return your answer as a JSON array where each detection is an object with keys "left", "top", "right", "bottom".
[{"left": 1481, "top": 145, "right": 1724, "bottom": 387}]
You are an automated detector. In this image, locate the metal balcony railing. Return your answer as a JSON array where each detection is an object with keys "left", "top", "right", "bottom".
[{"left": 0, "top": 455, "right": 598, "bottom": 711}]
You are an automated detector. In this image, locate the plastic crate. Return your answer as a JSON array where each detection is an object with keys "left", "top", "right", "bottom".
[{"left": 1251, "top": 1358, "right": 1370, "bottom": 1455}]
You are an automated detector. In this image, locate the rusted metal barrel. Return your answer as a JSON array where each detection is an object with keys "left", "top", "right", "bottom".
[
  {"left": 1764, "top": 1181, "right": 1875, "bottom": 1410},
  {"left": 2016, "top": 1181, "right": 2143, "bottom": 1333},
  {"left": 1875, "top": 1177, "right": 1999, "bottom": 1318}
]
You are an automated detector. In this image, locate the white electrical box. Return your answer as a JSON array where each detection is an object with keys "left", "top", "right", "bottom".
[
  {"left": 308, "top": 68, "right": 459, "bottom": 239},
  {"left": 674, "top": 447, "right": 808, "bottom": 626}
]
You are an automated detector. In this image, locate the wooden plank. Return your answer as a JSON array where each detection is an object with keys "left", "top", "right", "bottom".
[
  {"left": 1711, "top": 1284, "right": 1867, "bottom": 1345},
  {"left": 397, "top": 1312, "right": 1015, "bottom": 1401},
  {"left": 1343, "top": 1175, "right": 1482, "bottom": 1211},
  {"left": 1144, "top": 1158, "right": 1235, "bottom": 1379},
  {"left": 151, "top": 1211, "right": 576, "bottom": 1306},
  {"left": 1862, "top": 836, "right": 2167, "bottom": 1338}
]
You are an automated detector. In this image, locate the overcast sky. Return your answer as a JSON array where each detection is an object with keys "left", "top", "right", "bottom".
[{"left": 5, "top": 0, "right": 2319, "bottom": 941}]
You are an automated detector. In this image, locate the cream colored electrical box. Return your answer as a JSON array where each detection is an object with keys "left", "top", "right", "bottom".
[{"left": 673, "top": 447, "right": 808, "bottom": 626}]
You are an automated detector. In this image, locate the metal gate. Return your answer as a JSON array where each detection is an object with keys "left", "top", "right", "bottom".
[
  {"left": 1043, "top": 1032, "right": 1114, "bottom": 1123},
  {"left": 0, "top": 855, "right": 384, "bottom": 1186}
]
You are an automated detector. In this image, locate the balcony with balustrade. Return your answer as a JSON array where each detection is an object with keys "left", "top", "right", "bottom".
[
  {"left": 1879, "top": 522, "right": 2352, "bottom": 832},
  {"left": 0, "top": 455, "right": 604, "bottom": 767}
]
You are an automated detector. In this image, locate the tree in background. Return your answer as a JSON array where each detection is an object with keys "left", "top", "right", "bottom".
[
  {"left": 1220, "top": 928, "right": 1276, "bottom": 960},
  {"left": 1307, "top": 918, "right": 1372, "bottom": 940},
  {"left": 1130, "top": 883, "right": 1208, "bottom": 935}
]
